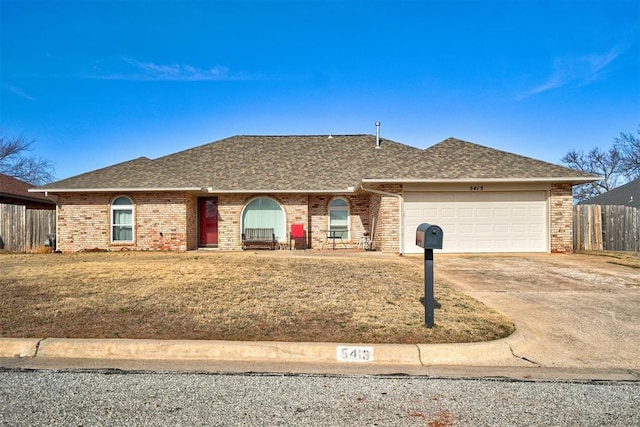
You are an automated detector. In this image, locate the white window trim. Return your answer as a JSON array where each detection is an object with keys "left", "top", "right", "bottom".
[
  {"left": 110, "top": 196, "right": 135, "bottom": 243},
  {"left": 328, "top": 197, "right": 350, "bottom": 240}
]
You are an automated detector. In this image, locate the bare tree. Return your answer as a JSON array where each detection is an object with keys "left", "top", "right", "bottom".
[
  {"left": 614, "top": 126, "right": 640, "bottom": 180},
  {"left": 561, "top": 146, "right": 623, "bottom": 202},
  {"left": 0, "top": 133, "right": 56, "bottom": 185}
]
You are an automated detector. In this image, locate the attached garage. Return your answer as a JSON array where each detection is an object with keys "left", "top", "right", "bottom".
[{"left": 404, "top": 189, "right": 548, "bottom": 254}]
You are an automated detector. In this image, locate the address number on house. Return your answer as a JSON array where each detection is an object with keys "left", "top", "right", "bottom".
[{"left": 336, "top": 346, "right": 374, "bottom": 362}]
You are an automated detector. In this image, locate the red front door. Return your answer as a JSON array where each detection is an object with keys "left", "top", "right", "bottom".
[{"left": 199, "top": 197, "right": 218, "bottom": 246}]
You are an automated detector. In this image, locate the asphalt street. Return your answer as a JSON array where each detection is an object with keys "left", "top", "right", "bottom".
[{"left": 1, "top": 369, "right": 638, "bottom": 426}]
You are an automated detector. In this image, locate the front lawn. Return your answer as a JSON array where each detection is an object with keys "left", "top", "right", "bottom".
[{"left": 0, "top": 251, "right": 514, "bottom": 344}]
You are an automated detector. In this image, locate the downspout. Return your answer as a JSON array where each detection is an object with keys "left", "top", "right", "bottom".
[
  {"left": 46, "top": 191, "right": 59, "bottom": 253},
  {"left": 56, "top": 204, "right": 59, "bottom": 252},
  {"left": 357, "top": 183, "right": 404, "bottom": 255}
]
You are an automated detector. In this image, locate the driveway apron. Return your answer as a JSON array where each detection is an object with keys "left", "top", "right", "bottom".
[{"left": 431, "top": 254, "right": 640, "bottom": 370}]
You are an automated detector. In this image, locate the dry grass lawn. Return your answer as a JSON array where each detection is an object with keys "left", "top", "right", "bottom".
[
  {"left": 578, "top": 250, "right": 640, "bottom": 269},
  {"left": 0, "top": 251, "right": 515, "bottom": 344}
]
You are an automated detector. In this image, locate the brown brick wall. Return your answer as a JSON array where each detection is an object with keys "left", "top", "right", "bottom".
[
  {"left": 372, "top": 184, "right": 401, "bottom": 253},
  {"left": 56, "top": 192, "right": 194, "bottom": 252},
  {"left": 57, "top": 193, "right": 109, "bottom": 252},
  {"left": 368, "top": 192, "right": 381, "bottom": 251},
  {"left": 550, "top": 183, "right": 574, "bottom": 253},
  {"left": 308, "top": 195, "right": 370, "bottom": 249},
  {"left": 309, "top": 195, "right": 329, "bottom": 248},
  {"left": 350, "top": 194, "right": 371, "bottom": 245},
  {"left": 216, "top": 194, "right": 244, "bottom": 250},
  {"left": 282, "top": 193, "right": 309, "bottom": 236}
]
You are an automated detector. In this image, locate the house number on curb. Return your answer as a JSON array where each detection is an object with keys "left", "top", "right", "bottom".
[{"left": 336, "top": 346, "right": 374, "bottom": 362}]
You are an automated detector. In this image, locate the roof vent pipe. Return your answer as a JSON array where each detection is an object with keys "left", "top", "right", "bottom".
[{"left": 375, "top": 122, "right": 381, "bottom": 149}]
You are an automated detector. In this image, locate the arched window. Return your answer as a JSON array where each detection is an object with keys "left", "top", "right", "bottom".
[
  {"left": 111, "top": 196, "right": 134, "bottom": 242},
  {"left": 328, "top": 197, "right": 349, "bottom": 239},
  {"left": 241, "top": 197, "right": 285, "bottom": 241}
]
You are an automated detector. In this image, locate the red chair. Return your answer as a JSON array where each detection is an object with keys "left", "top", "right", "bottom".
[{"left": 289, "top": 223, "right": 307, "bottom": 250}]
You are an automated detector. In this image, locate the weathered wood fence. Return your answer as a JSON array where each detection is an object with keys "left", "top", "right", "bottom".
[
  {"left": 0, "top": 203, "right": 56, "bottom": 252},
  {"left": 574, "top": 204, "right": 640, "bottom": 252}
]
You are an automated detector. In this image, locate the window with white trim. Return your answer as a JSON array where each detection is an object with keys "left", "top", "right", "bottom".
[
  {"left": 328, "top": 197, "right": 349, "bottom": 239},
  {"left": 111, "top": 196, "right": 134, "bottom": 242}
]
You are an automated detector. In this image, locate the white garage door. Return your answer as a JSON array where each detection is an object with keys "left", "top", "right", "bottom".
[{"left": 404, "top": 191, "right": 548, "bottom": 253}]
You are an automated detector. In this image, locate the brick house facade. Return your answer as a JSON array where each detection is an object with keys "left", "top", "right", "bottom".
[
  {"left": 34, "top": 135, "right": 596, "bottom": 254},
  {"left": 54, "top": 184, "right": 576, "bottom": 254}
]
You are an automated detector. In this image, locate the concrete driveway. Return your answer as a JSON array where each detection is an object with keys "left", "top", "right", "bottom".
[{"left": 431, "top": 253, "right": 640, "bottom": 370}]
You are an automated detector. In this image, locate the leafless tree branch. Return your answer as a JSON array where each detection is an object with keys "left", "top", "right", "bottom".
[{"left": 0, "top": 133, "right": 56, "bottom": 185}]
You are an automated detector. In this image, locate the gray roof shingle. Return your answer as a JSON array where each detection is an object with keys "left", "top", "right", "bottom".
[
  {"left": 34, "top": 135, "right": 598, "bottom": 192},
  {"left": 34, "top": 157, "right": 200, "bottom": 191},
  {"left": 154, "top": 134, "right": 429, "bottom": 191},
  {"left": 420, "top": 138, "right": 597, "bottom": 180},
  {"left": 579, "top": 178, "right": 640, "bottom": 207}
]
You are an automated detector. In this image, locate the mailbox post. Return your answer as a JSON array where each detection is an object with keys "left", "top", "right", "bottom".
[{"left": 416, "top": 223, "right": 443, "bottom": 328}]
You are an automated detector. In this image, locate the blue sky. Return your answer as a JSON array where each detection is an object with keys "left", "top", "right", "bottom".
[{"left": 1, "top": 0, "right": 639, "bottom": 180}]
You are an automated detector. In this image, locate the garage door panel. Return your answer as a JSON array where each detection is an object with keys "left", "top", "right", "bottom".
[
  {"left": 529, "top": 223, "right": 544, "bottom": 232},
  {"left": 459, "top": 208, "right": 473, "bottom": 217},
  {"left": 404, "top": 191, "right": 547, "bottom": 253},
  {"left": 494, "top": 224, "right": 509, "bottom": 233}
]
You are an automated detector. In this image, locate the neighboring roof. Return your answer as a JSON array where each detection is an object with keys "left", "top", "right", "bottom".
[
  {"left": 32, "top": 135, "right": 598, "bottom": 193},
  {"left": 579, "top": 178, "right": 640, "bottom": 208},
  {"left": 0, "top": 173, "right": 56, "bottom": 204}
]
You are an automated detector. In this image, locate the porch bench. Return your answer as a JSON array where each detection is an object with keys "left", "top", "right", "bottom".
[{"left": 242, "top": 228, "right": 276, "bottom": 250}]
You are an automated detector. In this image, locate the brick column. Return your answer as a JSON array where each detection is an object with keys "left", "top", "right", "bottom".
[
  {"left": 217, "top": 194, "right": 245, "bottom": 250},
  {"left": 550, "top": 183, "right": 574, "bottom": 253},
  {"left": 369, "top": 184, "right": 401, "bottom": 253}
]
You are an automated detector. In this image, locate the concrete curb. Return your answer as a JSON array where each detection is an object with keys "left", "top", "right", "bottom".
[
  {"left": 0, "top": 338, "right": 43, "bottom": 358},
  {"left": 1, "top": 336, "right": 518, "bottom": 367},
  {"left": 418, "top": 340, "right": 521, "bottom": 367},
  {"left": 416, "top": 328, "right": 533, "bottom": 367}
]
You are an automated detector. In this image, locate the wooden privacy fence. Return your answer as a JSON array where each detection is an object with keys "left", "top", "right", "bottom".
[
  {"left": 574, "top": 204, "right": 640, "bottom": 252},
  {"left": 0, "top": 203, "right": 56, "bottom": 253}
]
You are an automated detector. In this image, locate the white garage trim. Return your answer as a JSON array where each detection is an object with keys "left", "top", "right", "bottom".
[{"left": 403, "top": 190, "right": 548, "bottom": 254}]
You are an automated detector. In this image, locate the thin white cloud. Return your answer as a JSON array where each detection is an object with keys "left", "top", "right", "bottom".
[
  {"left": 94, "top": 58, "right": 230, "bottom": 81},
  {"left": 2, "top": 84, "right": 34, "bottom": 101},
  {"left": 519, "top": 47, "right": 625, "bottom": 99}
]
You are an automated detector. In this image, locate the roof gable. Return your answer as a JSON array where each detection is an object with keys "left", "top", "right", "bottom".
[{"left": 420, "top": 138, "right": 597, "bottom": 180}]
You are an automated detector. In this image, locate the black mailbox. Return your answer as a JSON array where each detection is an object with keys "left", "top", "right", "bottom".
[
  {"left": 416, "top": 223, "right": 444, "bottom": 329},
  {"left": 416, "top": 223, "right": 443, "bottom": 249}
]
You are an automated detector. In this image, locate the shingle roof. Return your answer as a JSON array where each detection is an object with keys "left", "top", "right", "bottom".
[
  {"left": 0, "top": 173, "right": 56, "bottom": 203},
  {"left": 579, "top": 178, "right": 640, "bottom": 207},
  {"left": 34, "top": 157, "right": 200, "bottom": 191},
  {"left": 33, "top": 135, "right": 597, "bottom": 193},
  {"left": 154, "top": 135, "right": 429, "bottom": 191},
  {"left": 420, "top": 138, "right": 596, "bottom": 180}
]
